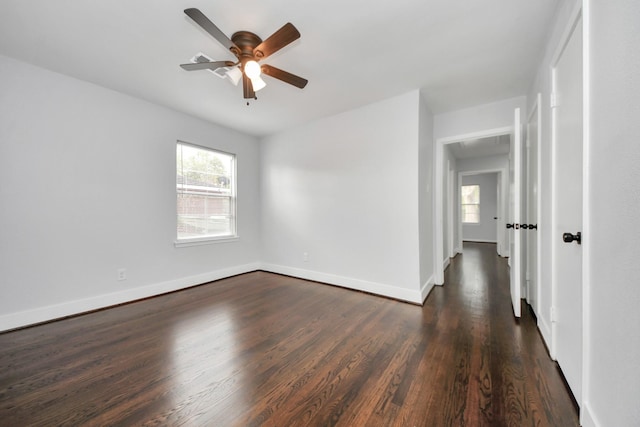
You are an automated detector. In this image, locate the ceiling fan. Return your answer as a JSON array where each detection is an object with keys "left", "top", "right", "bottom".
[{"left": 180, "top": 8, "right": 308, "bottom": 100}]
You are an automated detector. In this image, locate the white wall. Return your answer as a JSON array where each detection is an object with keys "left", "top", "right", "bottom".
[
  {"left": 418, "top": 94, "right": 435, "bottom": 299},
  {"left": 0, "top": 58, "right": 435, "bottom": 328},
  {"left": 434, "top": 96, "right": 526, "bottom": 140},
  {"left": 457, "top": 155, "right": 509, "bottom": 173},
  {"left": 461, "top": 173, "right": 498, "bottom": 243},
  {"left": 583, "top": 0, "right": 640, "bottom": 425},
  {"left": 260, "top": 91, "right": 427, "bottom": 303},
  {"left": 0, "top": 55, "right": 261, "bottom": 331}
]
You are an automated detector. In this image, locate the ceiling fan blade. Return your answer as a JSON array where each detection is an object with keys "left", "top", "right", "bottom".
[
  {"left": 243, "top": 73, "right": 255, "bottom": 99},
  {"left": 261, "top": 64, "right": 308, "bottom": 89},
  {"left": 180, "top": 61, "right": 234, "bottom": 71},
  {"left": 184, "top": 8, "right": 239, "bottom": 53},
  {"left": 253, "top": 23, "right": 300, "bottom": 60}
]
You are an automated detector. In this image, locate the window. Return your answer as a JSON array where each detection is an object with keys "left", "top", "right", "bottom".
[
  {"left": 176, "top": 142, "right": 236, "bottom": 244},
  {"left": 461, "top": 184, "right": 480, "bottom": 224}
]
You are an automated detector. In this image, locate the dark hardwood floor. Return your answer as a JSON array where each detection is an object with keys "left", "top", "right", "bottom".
[{"left": 0, "top": 242, "right": 579, "bottom": 426}]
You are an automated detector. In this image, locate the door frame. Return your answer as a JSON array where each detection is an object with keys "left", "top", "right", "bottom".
[
  {"left": 447, "top": 166, "right": 456, "bottom": 258},
  {"left": 581, "top": 1, "right": 592, "bottom": 421},
  {"left": 434, "top": 125, "right": 512, "bottom": 285}
]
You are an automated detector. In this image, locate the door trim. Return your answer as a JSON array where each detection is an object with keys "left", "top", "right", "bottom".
[
  {"left": 582, "top": 1, "right": 592, "bottom": 423},
  {"left": 434, "top": 126, "right": 512, "bottom": 285},
  {"left": 448, "top": 167, "right": 456, "bottom": 258}
]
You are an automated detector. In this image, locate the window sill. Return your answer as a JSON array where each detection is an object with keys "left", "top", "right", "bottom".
[{"left": 174, "top": 235, "right": 239, "bottom": 248}]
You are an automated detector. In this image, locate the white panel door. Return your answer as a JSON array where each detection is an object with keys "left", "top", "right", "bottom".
[
  {"left": 496, "top": 173, "right": 503, "bottom": 256},
  {"left": 552, "top": 16, "right": 583, "bottom": 403},
  {"left": 509, "top": 108, "right": 522, "bottom": 318},
  {"left": 526, "top": 96, "right": 541, "bottom": 315}
]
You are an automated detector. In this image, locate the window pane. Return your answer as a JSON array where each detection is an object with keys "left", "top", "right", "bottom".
[
  {"left": 177, "top": 142, "right": 235, "bottom": 240},
  {"left": 177, "top": 194, "right": 232, "bottom": 238},
  {"left": 178, "top": 144, "right": 232, "bottom": 190},
  {"left": 461, "top": 184, "right": 480, "bottom": 223},
  {"left": 462, "top": 204, "right": 480, "bottom": 223},
  {"left": 461, "top": 185, "right": 480, "bottom": 204}
]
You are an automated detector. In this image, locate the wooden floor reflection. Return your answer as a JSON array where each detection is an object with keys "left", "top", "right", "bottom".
[{"left": 0, "top": 242, "right": 579, "bottom": 426}]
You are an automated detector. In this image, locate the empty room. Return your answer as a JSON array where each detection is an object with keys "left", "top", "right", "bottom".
[{"left": 1, "top": 1, "right": 639, "bottom": 426}]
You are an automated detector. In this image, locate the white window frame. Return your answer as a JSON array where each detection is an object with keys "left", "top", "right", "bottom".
[
  {"left": 175, "top": 141, "right": 238, "bottom": 247},
  {"left": 461, "top": 184, "right": 481, "bottom": 224}
]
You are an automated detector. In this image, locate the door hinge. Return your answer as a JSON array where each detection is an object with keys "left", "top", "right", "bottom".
[
  {"left": 550, "top": 92, "right": 559, "bottom": 109},
  {"left": 550, "top": 306, "right": 557, "bottom": 322}
]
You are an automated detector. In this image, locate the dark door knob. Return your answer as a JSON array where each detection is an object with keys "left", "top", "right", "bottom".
[{"left": 562, "top": 231, "right": 581, "bottom": 244}]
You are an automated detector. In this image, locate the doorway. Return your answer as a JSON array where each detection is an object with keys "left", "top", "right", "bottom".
[
  {"left": 459, "top": 171, "right": 500, "bottom": 244},
  {"left": 434, "top": 126, "right": 513, "bottom": 285},
  {"left": 435, "top": 129, "right": 511, "bottom": 286}
]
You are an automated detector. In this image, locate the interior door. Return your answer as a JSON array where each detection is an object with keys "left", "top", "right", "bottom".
[
  {"left": 526, "top": 96, "right": 540, "bottom": 314},
  {"left": 447, "top": 163, "right": 454, "bottom": 258},
  {"left": 552, "top": 16, "right": 583, "bottom": 403},
  {"left": 509, "top": 108, "right": 522, "bottom": 318},
  {"left": 496, "top": 173, "right": 503, "bottom": 256}
]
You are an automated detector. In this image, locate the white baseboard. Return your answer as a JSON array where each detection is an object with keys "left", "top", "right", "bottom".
[
  {"left": 0, "top": 262, "right": 261, "bottom": 332},
  {"left": 260, "top": 263, "right": 423, "bottom": 304},
  {"left": 581, "top": 401, "right": 599, "bottom": 427},
  {"left": 537, "top": 316, "right": 553, "bottom": 358},
  {"left": 1, "top": 262, "right": 430, "bottom": 331},
  {"left": 421, "top": 275, "right": 435, "bottom": 303},
  {"left": 442, "top": 257, "right": 451, "bottom": 271}
]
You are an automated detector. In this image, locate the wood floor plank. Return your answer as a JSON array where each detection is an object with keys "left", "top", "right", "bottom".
[{"left": 0, "top": 243, "right": 579, "bottom": 426}]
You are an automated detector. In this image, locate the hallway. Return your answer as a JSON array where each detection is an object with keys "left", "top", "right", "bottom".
[
  {"left": 441, "top": 242, "right": 579, "bottom": 425},
  {"left": 0, "top": 243, "right": 579, "bottom": 425}
]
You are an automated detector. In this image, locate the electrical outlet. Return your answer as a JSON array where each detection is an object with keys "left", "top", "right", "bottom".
[
  {"left": 117, "top": 268, "right": 127, "bottom": 281},
  {"left": 303, "top": 252, "right": 309, "bottom": 262}
]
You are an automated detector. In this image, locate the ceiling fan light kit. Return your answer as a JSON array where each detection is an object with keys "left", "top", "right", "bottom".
[
  {"left": 243, "top": 59, "right": 266, "bottom": 92},
  {"left": 243, "top": 60, "right": 261, "bottom": 79},
  {"left": 225, "top": 66, "right": 242, "bottom": 86},
  {"left": 180, "top": 8, "right": 308, "bottom": 101}
]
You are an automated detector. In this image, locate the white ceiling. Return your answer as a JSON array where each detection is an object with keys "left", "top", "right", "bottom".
[
  {"left": 448, "top": 134, "right": 511, "bottom": 159},
  {"left": 0, "top": 0, "right": 559, "bottom": 137}
]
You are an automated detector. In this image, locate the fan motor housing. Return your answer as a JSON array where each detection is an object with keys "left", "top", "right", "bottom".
[{"left": 231, "top": 31, "right": 263, "bottom": 59}]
